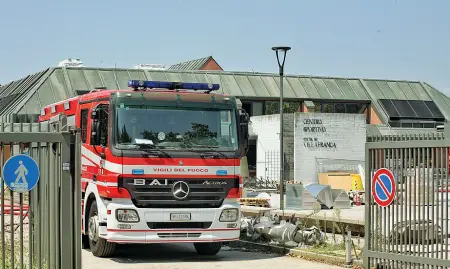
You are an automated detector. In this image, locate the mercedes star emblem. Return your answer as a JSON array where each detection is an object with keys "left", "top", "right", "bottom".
[
  {"left": 172, "top": 181, "right": 190, "bottom": 200},
  {"left": 179, "top": 160, "right": 183, "bottom": 166}
]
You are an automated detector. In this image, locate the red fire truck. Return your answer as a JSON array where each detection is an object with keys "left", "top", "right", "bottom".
[{"left": 38, "top": 80, "right": 250, "bottom": 257}]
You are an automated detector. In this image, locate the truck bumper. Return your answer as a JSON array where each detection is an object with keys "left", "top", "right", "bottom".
[{"left": 101, "top": 200, "right": 241, "bottom": 244}]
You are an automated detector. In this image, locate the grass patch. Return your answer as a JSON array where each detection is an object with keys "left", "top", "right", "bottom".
[
  {"left": 0, "top": 217, "right": 47, "bottom": 268},
  {"left": 0, "top": 234, "right": 28, "bottom": 269},
  {"left": 302, "top": 241, "right": 363, "bottom": 259},
  {"left": 0, "top": 238, "right": 47, "bottom": 269},
  {"left": 308, "top": 242, "right": 346, "bottom": 256}
]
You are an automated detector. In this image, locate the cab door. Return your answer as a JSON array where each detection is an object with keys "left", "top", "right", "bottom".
[
  {"left": 80, "top": 102, "right": 109, "bottom": 188},
  {"left": 80, "top": 104, "right": 98, "bottom": 191},
  {"left": 90, "top": 103, "right": 114, "bottom": 192}
]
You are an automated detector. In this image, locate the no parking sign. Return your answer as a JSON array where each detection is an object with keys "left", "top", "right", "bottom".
[{"left": 371, "top": 168, "right": 396, "bottom": 207}]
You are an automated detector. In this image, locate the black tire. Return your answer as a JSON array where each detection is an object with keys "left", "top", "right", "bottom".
[
  {"left": 193, "top": 242, "right": 222, "bottom": 255},
  {"left": 88, "top": 200, "right": 116, "bottom": 257}
]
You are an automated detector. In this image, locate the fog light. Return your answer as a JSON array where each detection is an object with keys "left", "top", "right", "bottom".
[
  {"left": 219, "top": 208, "right": 238, "bottom": 222},
  {"left": 116, "top": 209, "right": 139, "bottom": 223}
]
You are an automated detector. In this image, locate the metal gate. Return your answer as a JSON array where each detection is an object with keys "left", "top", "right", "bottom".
[
  {"left": 364, "top": 132, "right": 450, "bottom": 268},
  {"left": 0, "top": 120, "right": 81, "bottom": 269},
  {"left": 265, "top": 150, "right": 280, "bottom": 181}
]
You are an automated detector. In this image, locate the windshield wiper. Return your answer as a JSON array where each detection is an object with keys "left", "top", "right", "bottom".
[
  {"left": 195, "top": 146, "right": 230, "bottom": 159},
  {"left": 181, "top": 141, "right": 230, "bottom": 158},
  {"left": 199, "top": 151, "right": 228, "bottom": 159}
]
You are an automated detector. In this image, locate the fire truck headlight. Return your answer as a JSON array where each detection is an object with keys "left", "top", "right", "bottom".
[
  {"left": 219, "top": 208, "right": 239, "bottom": 222},
  {"left": 116, "top": 209, "right": 140, "bottom": 223}
]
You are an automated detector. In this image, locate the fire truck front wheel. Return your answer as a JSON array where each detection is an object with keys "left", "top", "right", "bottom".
[
  {"left": 88, "top": 200, "right": 116, "bottom": 257},
  {"left": 193, "top": 242, "right": 222, "bottom": 256}
]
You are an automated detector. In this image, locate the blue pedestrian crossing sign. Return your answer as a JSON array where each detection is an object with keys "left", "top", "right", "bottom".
[{"left": 3, "top": 154, "right": 40, "bottom": 193}]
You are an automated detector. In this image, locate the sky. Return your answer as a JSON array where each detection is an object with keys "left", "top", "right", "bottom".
[{"left": 1, "top": 0, "right": 449, "bottom": 94}]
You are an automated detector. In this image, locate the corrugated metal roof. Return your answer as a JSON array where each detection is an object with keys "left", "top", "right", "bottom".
[
  {"left": 0, "top": 66, "right": 448, "bottom": 125},
  {"left": 363, "top": 79, "right": 432, "bottom": 101},
  {"left": 168, "top": 56, "right": 212, "bottom": 70},
  {"left": 0, "top": 68, "right": 53, "bottom": 119},
  {"left": 421, "top": 82, "right": 450, "bottom": 121}
]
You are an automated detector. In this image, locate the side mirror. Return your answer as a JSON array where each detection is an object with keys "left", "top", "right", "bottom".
[
  {"left": 91, "top": 104, "right": 109, "bottom": 148},
  {"left": 239, "top": 113, "right": 250, "bottom": 125},
  {"left": 238, "top": 109, "right": 250, "bottom": 156},
  {"left": 91, "top": 108, "right": 100, "bottom": 146},
  {"left": 91, "top": 117, "right": 101, "bottom": 146}
]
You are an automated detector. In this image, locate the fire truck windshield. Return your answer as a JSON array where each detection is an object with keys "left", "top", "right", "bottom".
[{"left": 115, "top": 105, "right": 239, "bottom": 151}]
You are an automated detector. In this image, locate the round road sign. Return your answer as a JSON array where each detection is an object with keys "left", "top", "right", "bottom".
[{"left": 371, "top": 168, "right": 396, "bottom": 207}]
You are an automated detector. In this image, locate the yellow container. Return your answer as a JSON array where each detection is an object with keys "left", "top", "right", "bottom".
[{"left": 350, "top": 174, "right": 364, "bottom": 191}]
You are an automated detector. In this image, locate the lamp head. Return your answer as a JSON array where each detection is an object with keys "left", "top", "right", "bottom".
[
  {"left": 271, "top": 46, "right": 291, "bottom": 72},
  {"left": 272, "top": 46, "right": 291, "bottom": 52}
]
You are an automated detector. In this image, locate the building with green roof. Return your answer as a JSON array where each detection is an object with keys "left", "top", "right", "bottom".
[{"left": 0, "top": 56, "right": 448, "bottom": 137}]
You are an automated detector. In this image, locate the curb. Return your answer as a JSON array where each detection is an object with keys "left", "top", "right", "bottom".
[{"left": 228, "top": 240, "right": 363, "bottom": 268}]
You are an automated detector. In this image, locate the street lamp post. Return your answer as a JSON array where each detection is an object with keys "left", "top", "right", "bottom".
[{"left": 272, "top": 46, "right": 291, "bottom": 211}]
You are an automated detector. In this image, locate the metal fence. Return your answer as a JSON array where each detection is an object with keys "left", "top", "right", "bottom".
[
  {"left": 242, "top": 176, "right": 277, "bottom": 190},
  {"left": 264, "top": 150, "right": 292, "bottom": 183},
  {"left": 364, "top": 133, "right": 450, "bottom": 268},
  {"left": 0, "top": 120, "right": 81, "bottom": 269},
  {"left": 264, "top": 150, "right": 280, "bottom": 182}
]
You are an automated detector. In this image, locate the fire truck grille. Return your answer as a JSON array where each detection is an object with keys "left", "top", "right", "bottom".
[
  {"left": 119, "top": 178, "right": 239, "bottom": 208},
  {"left": 157, "top": 233, "right": 201, "bottom": 238},
  {"left": 148, "top": 222, "right": 212, "bottom": 229}
]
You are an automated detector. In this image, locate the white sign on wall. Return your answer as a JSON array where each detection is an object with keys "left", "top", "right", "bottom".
[
  {"left": 301, "top": 118, "right": 337, "bottom": 150},
  {"left": 294, "top": 113, "right": 366, "bottom": 185}
]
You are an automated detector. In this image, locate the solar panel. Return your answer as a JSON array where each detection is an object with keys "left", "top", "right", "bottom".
[
  {"left": 391, "top": 100, "right": 417, "bottom": 118},
  {"left": 379, "top": 99, "right": 400, "bottom": 118},
  {"left": 424, "top": 101, "right": 445, "bottom": 120},
  {"left": 379, "top": 99, "right": 445, "bottom": 121},
  {"left": 408, "top": 100, "right": 434, "bottom": 119}
]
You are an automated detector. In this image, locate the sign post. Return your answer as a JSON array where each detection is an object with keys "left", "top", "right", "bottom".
[
  {"left": 371, "top": 168, "right": 396, "bottom": 207},
  {"left": 3, "top": 154, "right": 40, "bottom": 193}
]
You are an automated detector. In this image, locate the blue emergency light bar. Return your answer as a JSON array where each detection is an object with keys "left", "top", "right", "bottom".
[{"left": 127, "top": 80, "right": 220, "bottom": 92}]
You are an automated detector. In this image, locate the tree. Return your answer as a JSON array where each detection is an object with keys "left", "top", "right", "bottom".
[
  {"left": 184, "top": 123, "right": 217, "bottom": 140},
  {"left": 265, "top": 101, "right": 301, "bottom": 115}
]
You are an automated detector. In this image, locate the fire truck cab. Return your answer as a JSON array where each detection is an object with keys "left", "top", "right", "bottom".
[{"left": 38, "top": 80, "right": 250, "bottom": 257}]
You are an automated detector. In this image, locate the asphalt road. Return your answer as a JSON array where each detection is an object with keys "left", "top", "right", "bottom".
[{"left": 82, "top": 243, "right": 342, "bottom": 269}]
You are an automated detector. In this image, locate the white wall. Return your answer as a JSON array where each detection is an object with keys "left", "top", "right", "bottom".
[
  {"left": 250, "top": 114, "right": 280, "bottom": 181},
  {"left": 294, "top": 113, "right": 366, "bottom": 185}
]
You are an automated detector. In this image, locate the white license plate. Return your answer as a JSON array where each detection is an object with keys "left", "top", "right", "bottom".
[{"left": 170, "top": 213, "right": 191, "bottom": 221}]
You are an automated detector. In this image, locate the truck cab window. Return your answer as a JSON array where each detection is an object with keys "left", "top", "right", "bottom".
[{"left": 98, "top": 104, "right": 109, "bottom": 147}]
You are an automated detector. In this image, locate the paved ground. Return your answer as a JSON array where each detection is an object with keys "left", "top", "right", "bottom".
[{"left": 82, "top": 243, "right": 342, "bottom": 269}]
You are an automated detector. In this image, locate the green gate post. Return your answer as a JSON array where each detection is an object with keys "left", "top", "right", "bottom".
[
  {"left": 363, "top": 140, "right": 371, "bottom": 269},
  {"left": 72, "top": 126, "right": 82, "bottom": 269},
  {"left": 60, "top": 119, "right": 76, "bottom": 268}
]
